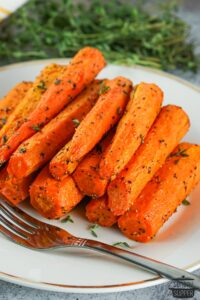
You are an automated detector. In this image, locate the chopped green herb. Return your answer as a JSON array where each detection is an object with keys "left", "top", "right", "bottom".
[
  {"left": 19, "top": 148, "right": 26, "bottom": 154},
  {"left": 54, "top": 79, "right": 62, "bottom": 85},
  {"left": 99, "top": 83, "right": 110, "bottom": 96},
  {"left": 32, "top": 124, "right": 41, "bottom": 131},
  {"left": 72, "top": 118, "right": 80, "bottom": 128},
  {"left": 182, "top": 199, "right": 190, "bottom": 206},
  {"left": 37, "top": 81, "right": 47, "bottom": 91},
  {"left": 61, "top": 215, "right": 74, "bottom": 223},
  {"left": 112, "top": 242, "right": 131, "bottom": 248},
  {"left": 89, "top": 224, "right": 99, "bottom": 237},
  {"left": 0, "top": 118, "right": 6, "bottom": 124},
  {"left": 170, "top": 147, "right": 189, "bottom": 158},
  {"left": 2, "top": 135, "right": 7, "bottom": 143},
  {"left": 139, "top": 134, "right": 144, "bottom": 144}
]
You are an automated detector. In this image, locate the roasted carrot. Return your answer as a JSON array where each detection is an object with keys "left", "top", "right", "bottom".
[
  {"left": 72, "top": 130, "right": 114, "bottom": 197},
  {"left": 30, "top": 165, "right": 83, "bottom": 219},
  {"left": 0, "top": 166, "right": 36, "bottom": 205},
  {"left": 108, "top": 105, "right": 190, "bottom": 216},
  {"left": 49, "top": 141, "right": 79, "bottom": 180},
  {"left": 118, "top": 143, "right": 200, "bottom": 242},
  {"left": 0, "top": 81, "right": 32, "bottom": 129},
  {"left": 0, "top": 47, "right": 105, "bottom": 166},
  {"left": 99, "top": 82, "right": 163, "bottom": 180},
  {"left": 52, "top": 77, "right": 132, "bottom": 176},
  {"left": 86, "top": 195, "right": 118, "bottom": 227},
  {"left": 7, "top": 81, "right": 101, "bottom": 179},
  {"left": 0, "top": 63, "right": 65, "bottom": 151}
]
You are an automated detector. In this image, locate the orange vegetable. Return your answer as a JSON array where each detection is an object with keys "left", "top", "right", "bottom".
[
  {"left": 100, "top": 82, "right": 163, "bottom": 180},
  {"left": 73, "top": 130, "right": 114, "bottom": 197},
  {"left": 0, "top": 63, "right": 65, "bottom": 152},
  {"left": 86, "top": 195, "right": 118, "bottom": 227},
  {"left": 0, "top": 81, "right": 32, "bottom": 129},
  {"left": 0, "top": 166, "right": 36, "bottom": 205},
  {"left": 118, "top": 143, "right": 200, "bottom": 242},
  {"left": 0, "top": 47, "right": 105, "bottom": 165},
  {"left": 8, "top": 80, "right": 101, "bottom": 179},
  {"left": 55, "top": 77, "right": 132, "bottom": 175},
  {"left": 30, "top": 165, "right": 83, "bottom": 219},
  {"left": 49, "top": 141, "right": 79, "bottom": 180},
  {"left": 108, "top": 105, "right": 190, "bottom": 216}
]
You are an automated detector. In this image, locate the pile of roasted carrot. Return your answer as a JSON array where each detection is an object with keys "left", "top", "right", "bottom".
[{"left": 0, "top": 47, "right": 200, "bottom": 243}]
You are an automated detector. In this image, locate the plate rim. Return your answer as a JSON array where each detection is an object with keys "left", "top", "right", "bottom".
[{"left": 0, "top": 59, "right": 200, "bottom": 293}]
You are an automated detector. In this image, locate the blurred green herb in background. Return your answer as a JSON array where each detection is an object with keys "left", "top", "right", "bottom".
[{"left": 0, "top": 0, "right": 199, "bottom": 71}]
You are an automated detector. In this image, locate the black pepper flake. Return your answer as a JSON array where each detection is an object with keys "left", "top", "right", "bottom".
[
  {"left": 2, "top": 135, "right": 7, "bottom": 144},
  {"left": 54, "top": 79, "right": 62, "bottom": 85},
  {"left": 19, "top": 148, "right": 26, "bottom": 154}
]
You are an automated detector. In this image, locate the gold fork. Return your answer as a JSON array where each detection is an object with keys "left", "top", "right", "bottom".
[{"left": 0, "top": 199, "right": 200, "bottom": 290}]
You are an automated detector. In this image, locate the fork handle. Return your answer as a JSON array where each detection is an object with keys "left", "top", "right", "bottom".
[{"left": 84, "top": 239, "right": 200, "bottom": 290}]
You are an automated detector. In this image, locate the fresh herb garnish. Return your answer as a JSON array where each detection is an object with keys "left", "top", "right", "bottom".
[
  {"left": 182, "top": 199, "right": 190, "bottom": 206},
  {"left": 37, "top": 81, "right": 47, "bottom": 91},
  {"left": 72, "top": 118, "right": 80, "bottom": 128},
  {"left": 89, "top": 224, "right": 99, "bottom": 237},
  {"left": 99, "top": 83, "right": 110, "bottom": 95},
  {"left": 32, "top": 124, "right": 41, "bottom": 131},
  {"left": 19, "top": 147, "right": 26, "bottom": 154},
  {"left": 0, "top": 1, "right": 199, "bottom": 71},
  {"left": 61, "top": 215, "right": 74, "bottom": 223},
  {"left": 54, "top": 79, "right": 62, "bottom": 85},
  {"left": 112, "top": 242, "right": 131, "bottom": 248},
  {"left": 170, "top": 147, "right": 189, "bottom": 158},
  {"left": 0, "top": 118, "right": 6, "bottom": 124}
]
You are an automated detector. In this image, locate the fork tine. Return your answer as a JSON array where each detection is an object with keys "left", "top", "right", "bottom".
[
  {"left": 0, "top": 214, "right": 28, "bottom": 240},
  {"left": 0, "top": 199, "right": 39, "bottom": 229},
  {"left": 0, "top": 205, "right": 34, "bottom": 234}
]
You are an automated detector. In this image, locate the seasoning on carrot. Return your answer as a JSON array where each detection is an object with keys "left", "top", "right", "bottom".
[
  {"left": 0, "top": 81, "right": 32, "bottom": 129},
  {"left": 118, "top": 143, "right": 200, "bottom": 242},
  {"left": 0, "top": 47, "right": 106, "bottom": 166},
  {"left": 52, "top": 76, "right": 132, "bottom": 176},
  {"left": 30, "top": 165, "right": 83, "bottom": 219},
  {"left": 0, "top": 166, "right": 36, "bottom": 205},
  {"left": 85, "top": 195, "right": 118, "bottom": 227},
  {"left": 0, "top": 63, "right": 66, "bottom": 151},
  {"left": 99, "top": 82, "right": 163, "bottom": 180},
  {"left": 7, "top": 80, "right": 101, "bottom": 178},
  {"left": 108, "top": 105, "right": 190, "bottom": 216},
  {"left": 72, "top": 130, "right": 114, "bottom": 197}
]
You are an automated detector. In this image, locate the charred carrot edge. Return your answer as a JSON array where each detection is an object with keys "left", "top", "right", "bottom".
[
  {"left": 99, "top": 82, "right": 163, "bottom": 180},
  {"left": 0, "top": 82, "right": 32, "bottom": 129},
  {"left": 0, "top": 166, "right": 36, "bottom": 205},
  {"left": 30, "top": 165, "right": 83, "bottom": 219},
  {"left": 108, "top": 105, "right": 190, "bottom": 216},
  {"left": 72, "top": 130, "right": 114, "bottom": 197},
  {"left": 85, "top": 195, "right": 118, "bottom": 227},
  {"left": 0, "top": 63, "right": 66, "bottom": 154},
  {"left": 8, "top": 80, "right": 101, "bottom": 179},
  {"left": 56, "top": 76, "right": 132, "bottom": 175},
  {"left": 118, "top": 143, "right": 200, "bottom": 242},
  {"left": 0, "top": 47, "right": 105, "bottom": 166}
]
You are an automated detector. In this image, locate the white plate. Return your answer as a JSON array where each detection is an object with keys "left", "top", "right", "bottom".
[{"left": 0, "top": 60, "right": 200, "bottom": 294}]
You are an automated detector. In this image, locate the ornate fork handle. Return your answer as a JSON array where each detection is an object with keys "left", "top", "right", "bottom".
[{"left": 76, "top": 239, "right": 200, "bottom": 290}]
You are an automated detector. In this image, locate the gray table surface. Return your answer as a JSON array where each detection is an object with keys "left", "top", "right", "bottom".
[{"left": 0, "top": 1, "right": 200, "bottom": 299}]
